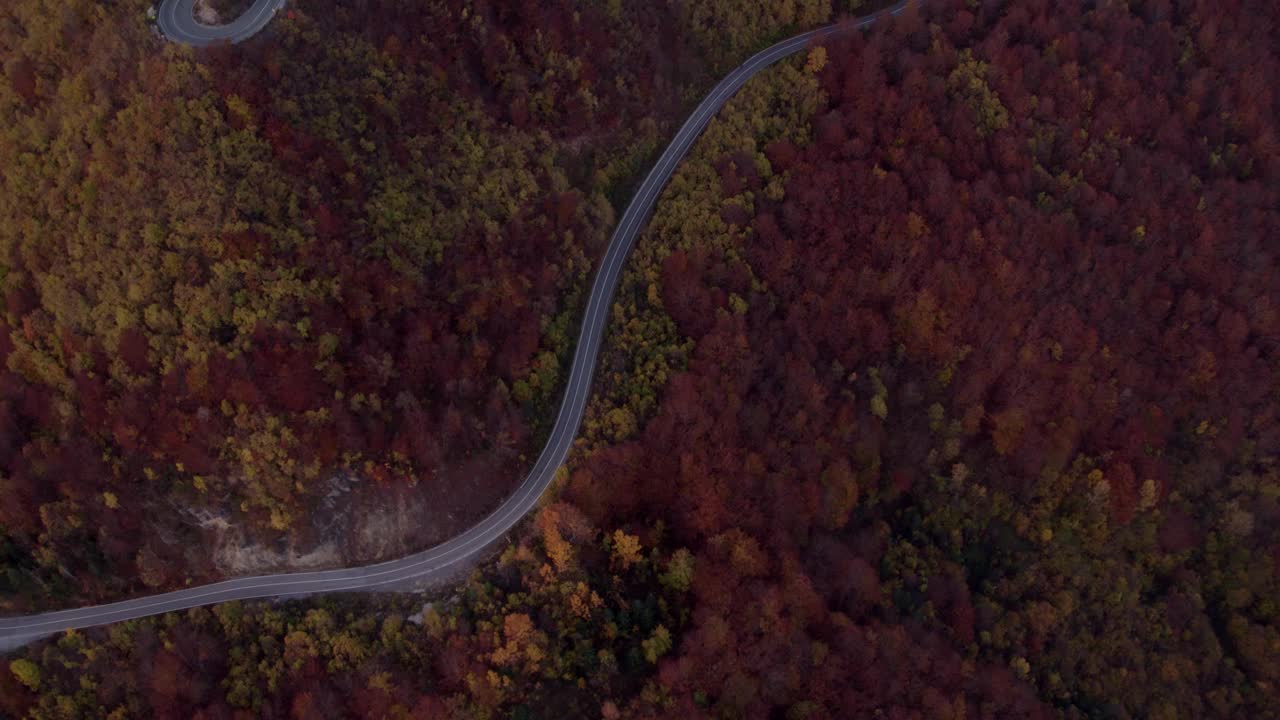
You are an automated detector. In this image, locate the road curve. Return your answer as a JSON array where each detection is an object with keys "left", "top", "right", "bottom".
[
  {"left": 0, "top": 1, "right": 911, "bottom": 652},
  {"left": 156, "top": 0, "right": 285, "bottom": 45}
]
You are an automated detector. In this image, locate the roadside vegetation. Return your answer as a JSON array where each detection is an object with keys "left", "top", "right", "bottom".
[
  {"left": 198, "top": 0, "right": 258, "bottom": 25},
  {"left": 4, "top": 0, "right": 1278, "bottom": 718},
  {"left": 0, "top": 0, "right": 842, "bottom": 609}
]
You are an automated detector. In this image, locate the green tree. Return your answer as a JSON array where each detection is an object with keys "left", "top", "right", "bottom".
[{"left": 9, "top": 658, "right": 40, "bottom": 690}]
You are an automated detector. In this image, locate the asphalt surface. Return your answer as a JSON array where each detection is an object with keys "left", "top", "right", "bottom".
[
  {"left": 156, "top": 0, "right": 286, "bottom": 46},
  {"left": 0, "top": 1, "right": 910, "bottom": 652}
]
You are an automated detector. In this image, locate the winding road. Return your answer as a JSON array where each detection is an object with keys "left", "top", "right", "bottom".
[
  {"left": 156, "top": 0, "right": 287, "bottom": 45},
  {"left": 0, "top": 0, "right": 911, "bottom": 652}
]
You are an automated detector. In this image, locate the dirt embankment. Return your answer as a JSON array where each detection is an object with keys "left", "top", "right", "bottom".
[{"left": 193, "top": 0, "right": 257, "bottom": 25}]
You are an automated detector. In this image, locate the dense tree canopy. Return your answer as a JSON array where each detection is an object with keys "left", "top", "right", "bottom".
[
  {"left": 564, "top": 0, "right": 1279, "bottom": 715},
  {"left": 0, "top": 0, "right": 822, "bottom": 608},
  {"left": 4, "top": 0, "right": 1279, "bottom": 718}
]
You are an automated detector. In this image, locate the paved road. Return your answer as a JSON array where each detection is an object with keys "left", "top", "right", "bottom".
[
  {"left": 0, "top": 1, "right": 910, "bottom": 652},
  {"left": 156, "top": 0, "right": 286, "bottom": 45}
]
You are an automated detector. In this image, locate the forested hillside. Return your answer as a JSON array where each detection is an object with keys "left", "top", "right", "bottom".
[
  {"left": 4, "top": 0, "right": 1279, "bottom": 718},
  {"left": 0, "top": 0, "right": 837, "bottom": 608},
  {"left": 579, "top": 0, "right": 1280, "bottom": 714},
  {"left": 568, "top": 0, "right": 1279, "bottom": 714}
]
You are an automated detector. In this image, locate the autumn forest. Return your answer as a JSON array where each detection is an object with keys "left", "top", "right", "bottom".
[{"left": 1, "top": 0, "right": 1278, "bottom": 717}]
